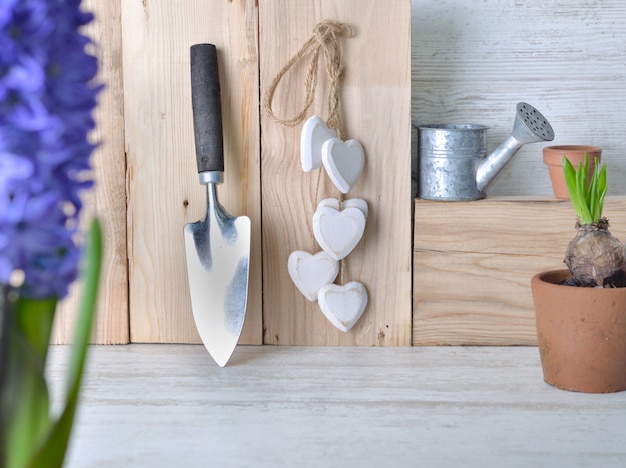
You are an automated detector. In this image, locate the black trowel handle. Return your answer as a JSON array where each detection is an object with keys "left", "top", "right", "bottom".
[{"left": 190, "top": 44, "right": 224, "bottom": 173}]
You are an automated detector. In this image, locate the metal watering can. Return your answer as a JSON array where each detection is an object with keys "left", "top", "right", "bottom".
[{"left": 418, "top": 102, "right": 554, "bottom": 201}]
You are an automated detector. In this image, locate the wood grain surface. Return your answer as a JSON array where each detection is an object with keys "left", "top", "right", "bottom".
[
  {"left": 259, "top": 0, "right": 413, "bottom": 345},
  {"left": 48, "top": 345, "right": 626, "bottom": 467},
  {"left": 413, "top": 196, "right": 626, "bottom": 345},
  {"left": 122, "top": 0, "right": 262, "bottom": 344},
  {"left": 54, "top": 1, "right": 626, "bottom": 345},
  {"left": 53, "top": 0, "right": 129, "bottom": 344}
]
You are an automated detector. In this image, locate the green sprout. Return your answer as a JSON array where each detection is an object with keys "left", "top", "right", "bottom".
[{"left": 563, "top": 153, "right": 607, "bottom": 225}]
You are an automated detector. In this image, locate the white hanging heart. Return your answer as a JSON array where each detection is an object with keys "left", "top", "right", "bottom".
[
  {"left": 317, "top": 197, "right": 368, "bottom": 220},
  {"left": 321, "top": 137, "right": 365, "bottom": 194},
  {"left": 300, "top": 116, "right": 337, "bottom": 172},
  {"left": 318, "top": 281, "right": 368, "bottom": 332},
  {"left": 288, "top": 250, "right": 339, "bottom": 302},
  {"left": 312, "top": 202, "right": 366, "bottom": 261}
]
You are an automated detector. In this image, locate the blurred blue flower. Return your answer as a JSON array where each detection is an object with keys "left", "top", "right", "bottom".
[{"left": 0, "top": 0, "right": 102, "bottom": 299}]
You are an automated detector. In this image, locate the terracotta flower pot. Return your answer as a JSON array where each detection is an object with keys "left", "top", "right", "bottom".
[
  {"left": 543, "top": 145, "right": 602, "bottom": 199},
  {"left": 531, "top": 269, "right": 626, "bottom": 393}
]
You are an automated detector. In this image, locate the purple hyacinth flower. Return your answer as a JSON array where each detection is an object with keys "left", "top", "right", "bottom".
[{"left": 0, "top": 0, "right": 101, "bottom": 299}]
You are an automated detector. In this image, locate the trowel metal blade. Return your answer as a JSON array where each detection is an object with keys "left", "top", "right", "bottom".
[{"left": 184, "top": 197, "right": 250, "bottom": 367}]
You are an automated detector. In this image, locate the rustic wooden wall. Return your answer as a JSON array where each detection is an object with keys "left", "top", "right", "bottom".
[
  {"left": 53, "top": 0, "right": 626, "bottom": 346},
  {"left": 57, "top": 0, "right": 411, "bottom": 347},
  {"left": 259, "top": 0, "right": 413, "bottom": 346},
  {"left": 121, "top": 0, "right": 262, "bottom": 345},
  {"left": 53, "top": 0, "right": 129, "bottom": 345}
]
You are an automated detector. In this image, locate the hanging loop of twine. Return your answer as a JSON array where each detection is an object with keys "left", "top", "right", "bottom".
[{"left": 263, "top": 20, "right": 354, "bottom": 140}]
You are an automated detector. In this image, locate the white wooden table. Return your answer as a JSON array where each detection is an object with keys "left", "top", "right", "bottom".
[{"left": 47, "top": 345, "right": 626, "bottom": 467}]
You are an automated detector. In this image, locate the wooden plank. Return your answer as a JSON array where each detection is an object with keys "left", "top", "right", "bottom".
[
  {"left": 122, "top": 0, "right": 262, "bottom": 344},
  {"left": 413, "top": 197, "right": 626, "bottom": 345},
  {"left": 259, "top": 0, "right": 413, "bottom": 345},
  {"left": 53, "top": 0, "right": 129, "bottom": 344}
]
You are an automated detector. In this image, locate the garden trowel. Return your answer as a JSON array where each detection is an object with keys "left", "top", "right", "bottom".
[{"left": 184, "top": 44, "right": 250, "bottom": 367}]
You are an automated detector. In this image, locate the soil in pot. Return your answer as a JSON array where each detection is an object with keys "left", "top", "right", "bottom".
[
  {"left": 543, "top": 145, "right": 602, "bottom": 199},
  {"left": 531, "top": 269, "right": 626, "bottom": 393}
]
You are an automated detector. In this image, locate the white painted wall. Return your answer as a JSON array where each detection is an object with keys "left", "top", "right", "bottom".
[{"left": 411, "top": 0, "right": 626, "bottom": 197}]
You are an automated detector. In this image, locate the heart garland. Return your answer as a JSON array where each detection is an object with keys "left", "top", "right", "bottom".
[
  {"left": 264, "top": 21, "right": 369, "bottom": 332},
  {"left": 285, "top": 116, "right": 368, "bottom": 332}
]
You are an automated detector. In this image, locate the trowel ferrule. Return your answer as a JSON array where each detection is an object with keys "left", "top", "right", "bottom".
[{"left": 199, "top": 171, "right": 224, "bottom": 185}]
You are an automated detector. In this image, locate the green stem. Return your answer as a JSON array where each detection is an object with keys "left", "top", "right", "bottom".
[
  {"left": 1, "top": 293, "right": 57, "bottom": 468},
  {"left": 29, "top": 217, "right": 103, "bottom": 468},
  {"left": 1, "top": 218, "right": 103, "bottom": 468}
]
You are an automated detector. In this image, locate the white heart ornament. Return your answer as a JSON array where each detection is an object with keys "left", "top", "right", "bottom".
[
  {"left": 288, "top": 250, "right": 339, "bottom": 302},
  {"left": 318, "top": 282, "right": 368, "bottom": 332},
  {"left": 301, "top": 116, "right": 337, "bottom": 172},
  {"left": 322, "top": 137, "right": 365, "bottom": 194},
  {"left": 313, "top": 203, "right": 366, "bottom": 261},
  {"left": 318, "top": 197, "right": 368, "bottom": 220}
]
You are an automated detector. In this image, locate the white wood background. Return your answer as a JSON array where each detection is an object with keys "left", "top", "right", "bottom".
[{"left": 411, "top": 0, "right": 626, "bottom": 197}]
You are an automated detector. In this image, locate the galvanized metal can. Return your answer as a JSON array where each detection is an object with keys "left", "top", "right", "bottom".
[{"left": 418, "top": 124, "right": 489, "bottom": 201}]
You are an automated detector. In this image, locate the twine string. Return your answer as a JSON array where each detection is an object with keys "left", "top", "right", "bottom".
[
  {"left": 265, "top": 20, "right": 354, "bottom": 287},
  {"left": 263, "top": 20, "right": 354, "bottom": 140}
]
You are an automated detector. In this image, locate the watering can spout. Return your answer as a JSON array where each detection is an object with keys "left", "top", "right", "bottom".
[
  {"left": 476, "top": 102, "right": 555, "bottom": 192},
  {"left": 476, "top": 135, "right": 525, "bottom": 192}
]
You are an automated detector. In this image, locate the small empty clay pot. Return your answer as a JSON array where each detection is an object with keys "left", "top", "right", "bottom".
[
  {"left": 543, "top": 145, "right": 602, "bottom": 199},
  {"left": 531, "top": 269, "right": 626, "bottom": 393}
]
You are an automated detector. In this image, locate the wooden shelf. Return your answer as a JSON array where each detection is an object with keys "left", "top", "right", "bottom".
[{"left": 413, "top": 196, "right": 626, "bottom": 345}]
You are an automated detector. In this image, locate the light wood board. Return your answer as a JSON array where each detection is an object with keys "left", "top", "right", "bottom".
[
  {"left": 413, "top": 196, "right": 626, "bottom": 345},
  {"left": 259, "top": 0, "right": 413, "bottom": 345},
  {"left": 122, "top": 0, "right": 262, "bottom": 344},
  {"left": 53, "top": 0, "right": 129, "bottom": 344},
  {"left": 49, "top": 345, "right": 626, "bottom": 467}
]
